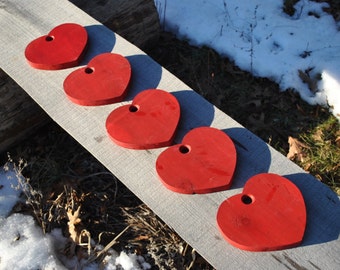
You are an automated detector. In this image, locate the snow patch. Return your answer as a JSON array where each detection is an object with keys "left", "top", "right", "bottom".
[{"left": 154, "top": 0, "right": 340, "bottom": 120}]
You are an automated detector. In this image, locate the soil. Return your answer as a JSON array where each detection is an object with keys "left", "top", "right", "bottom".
[
  {"left": 1, "top": 1, "right": 339, "bottom": 268},
  {"left": 1, "top": 32, "right": 332, "bottom": 269}
]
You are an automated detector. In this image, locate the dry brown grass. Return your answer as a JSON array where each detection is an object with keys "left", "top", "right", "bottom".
[
  {"left": 2, "top": 1, "right": 340, "bottom": 269},
  {"left": 5, "top": 123, "right": 213, "bottom": 269}
]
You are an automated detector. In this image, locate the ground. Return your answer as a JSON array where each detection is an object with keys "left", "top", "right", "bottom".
[{"left": 1, "top": 0, "right": 340, "bottom": 269}]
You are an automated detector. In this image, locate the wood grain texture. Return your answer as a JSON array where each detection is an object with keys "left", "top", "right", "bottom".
[
  {"left": 69, "top": 0, "right": 160, "bottom": 50},
  {"left": 63, "top": 53, "right": 131, "bottom": 105},
  {"left": 156, "top": 127, "right": 237, "bottom": 194},
  {"left": 217, "top": 173, "right": 306, "bottom": 251},
  {"left": 0, "top": 69, "right": 50, "bottom": 153},
  {"left": 106, "top": 89, "right": 180, "bottom": 149},
  {"left": 24, "top": 23, "right": 88, "bottom": 70},
  {"left": 0, "top": 1, "right": 339, "bottom": 269}
]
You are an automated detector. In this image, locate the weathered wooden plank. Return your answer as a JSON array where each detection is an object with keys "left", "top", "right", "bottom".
[
  {"left": 0, "top": 1, "right": 339, "bottom": 269},
  {"left": 0, "top": 69, "right": 50, "bottom": 153},
  {"left": 0, "top": 0, "right": 159, "bottom": 152},
  {"left": 69, "top": 0, "right": 160, "bottom": 50}
]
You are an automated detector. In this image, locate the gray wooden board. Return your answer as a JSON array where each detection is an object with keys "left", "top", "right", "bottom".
[{"left": 0, "top": 0, "right": 339, "bottom": 269}]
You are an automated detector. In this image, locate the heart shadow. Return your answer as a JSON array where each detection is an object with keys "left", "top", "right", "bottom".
[
  {"left": 285, "top": 173, "right": 340, "bottom": 246},
  {"left": 81, "top": 25, "right": 116, "bottom": 65},
  {"left": 222, "top": 127, "right": 271, "bottom": 189},
  {"left": 124, "top": 55, "right": 163, "bottom": 99},
  {"left": 171, "top": 90, "right": 215, "bottom": 142}
]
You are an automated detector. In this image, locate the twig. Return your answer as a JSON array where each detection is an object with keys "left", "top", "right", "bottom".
[
  {"left": 250, "top": 5, "right": 259, "bottom": 73},
  {"left": 186, "top": 249, "right": 196, "bottom": 270},
  {"left": 87, "top": 225, "right": 131, "bottom": 263}
]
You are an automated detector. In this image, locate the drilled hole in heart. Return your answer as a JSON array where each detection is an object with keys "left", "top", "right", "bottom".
[
  {"left": 129, "top": 105, "right": 139, "bottom": 112},
  {"left": 45, "top": 36, "right": 54, "bottom": 42},
  {"left": 85, "top": 67, "right": 94, "bottom": 74},
  {"left": 241, "top": 195, "right": 253, "bottom": 205},
  {"left": 179, "top": 145, "right": 190, "bottom": 154}
]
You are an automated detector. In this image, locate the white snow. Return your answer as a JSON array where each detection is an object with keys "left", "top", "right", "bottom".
[
  {"left": 0, "top": 213, "right": 67, "bottom": 269},
  {"left": 0, "top": 168, "right": 22, "bottom": 217},
  {"left": 2, "top": 0, "right": 340, "bottom": 268},
  {"left": 154, "top": 0, "right": 340, "bottom": 120},
  {"left": 0, "top": 165, "right": 151, "bottom": 270}
]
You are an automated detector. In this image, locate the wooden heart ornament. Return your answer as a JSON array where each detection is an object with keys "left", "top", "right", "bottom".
[
  {"left": 217, "top": 173, "right": 306, "bottom": 251},
  {"left": 25, "top": 23, "right": 88, "bottom": 70},
  {"left": 156, "top": 127, "right": 237, "bottom": 194},
  {"left": 63, "top": 53, "right": 131, "bottom": 106},
  {"left": 106, "top": 89, "right": 180, "bottom": 149}
]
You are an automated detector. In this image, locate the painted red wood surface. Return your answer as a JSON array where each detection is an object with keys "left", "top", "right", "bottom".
[
  {"left": 156, "top": 127, "right": 237, "bottom": 194},
  {"left": 217, "top": 173, "right": 306, "bottom": 251},
  {"left": 25, "top": 23, "right": 88, "bottom": 70},
  {"left": 63, "top": 53, "right": 131, "bottom": 106},
  {"left": 106, "top": 89, "right": 180, "bottom": 149}
]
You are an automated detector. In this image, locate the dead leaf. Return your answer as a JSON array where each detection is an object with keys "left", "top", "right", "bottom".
[
  {"left": 134, "top": 235, "right": 150, "bottom": 241},
  {"left": 335, "top": 131, "right": 340, "bottom": 147},
  {"left": 67, "top": 206, "right": 82, "bottom": 244},
  {"left": 303, "top": 162, "right": 312, "bottom": 172},
  {"left": 287, "top": 136, "right": 310, "bottom": 162},
  {"left": 312, "top": 128, "right": 323, "bottom": 142},
  {"left": 298, "top": 69, "right": 318, "bottom": 93}
]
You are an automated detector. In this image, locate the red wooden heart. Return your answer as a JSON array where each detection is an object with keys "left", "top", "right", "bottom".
[
  {"left": 106, "top": 89, "right": 180, "bottom": 149},
  {"left": 63, "top": 53, "right": 131, "bottom": 106},
  {"left": 25, "top": 23, "right": 88, "bottom": 70},
  {"left": 156, "top": 127, "right": 237, "bottom": 194},
  {"left": 217, "top": 173, "right": 306, "bottom": 251}
]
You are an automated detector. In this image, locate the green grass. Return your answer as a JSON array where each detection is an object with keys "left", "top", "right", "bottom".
[
  {"left": 147, "top": 0, "right": 340, "bottom": 195},
  {"left": 146, "top": 31, "right": 340, "bottom": 195},
  {"left": 297, "top": 115, "right": 340, "bottom": 194},
  {"left": 3, "top": 1, "right": 340, "bottom": 269}
]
